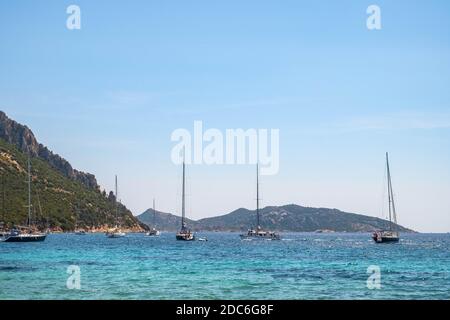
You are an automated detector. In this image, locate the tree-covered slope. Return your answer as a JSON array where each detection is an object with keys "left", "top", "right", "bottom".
[{"left": 0, "top": 125, "right": 145, "bottom": 232}]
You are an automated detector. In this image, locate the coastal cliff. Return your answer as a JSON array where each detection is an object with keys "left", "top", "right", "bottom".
[
  {"left": 0, "top": 111, "right": 146, "bottom": 232},
  {"left": 0, "top": 111, "right": 98, "bottom": 190}
]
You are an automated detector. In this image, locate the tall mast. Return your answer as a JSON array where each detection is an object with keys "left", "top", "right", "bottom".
[
  {"left": 27, "top": 156, "right": 31, "bottom": 228},
  {"left": 386, "top": 153, "right": 397, "bottom": 228},
  {"left": 181, "top": 161, "right": 186, "bottom": 230},
  {"left": 390, "top": 179, "right": 397, "bottom": 226},
  {"left": 386, "top": 152, "right": 393, "bottom": 230},
  {"left": 2, "top": 174, "right": 5, "bottom": 225},
  {"left": 256, "top": 163, "right": 260, "bottom": 229},
  {"left": 153, "top": 198, "right": 156, "bottom": 226},
  {"left": 115, "top": 175, "right": 118, "bottom": 227}
]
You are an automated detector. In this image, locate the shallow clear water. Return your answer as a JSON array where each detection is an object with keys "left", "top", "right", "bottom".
[{"left": 0, "top": 232, "right": 449, "bottom": 299}]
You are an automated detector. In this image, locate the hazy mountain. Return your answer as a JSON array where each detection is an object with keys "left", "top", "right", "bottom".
[
  {"left": 137, "top": 208, "right": 198, "bottom": 231},
  {"left": 137, "top": 204, "right": 413, "bottom": 233},
  {"left": 0, "top": 111, "right": 146, "bottom": 232}
]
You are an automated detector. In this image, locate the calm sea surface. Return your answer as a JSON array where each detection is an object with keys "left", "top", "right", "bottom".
[{"left": 0, "top": 232, "right": 449, "bottom": 299}]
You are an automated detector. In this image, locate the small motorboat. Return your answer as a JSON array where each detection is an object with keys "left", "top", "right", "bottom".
[
  {"left": 198, "top": 237, "right": 208, "bottom": 242},
  {"left": 106, "top": 229, "right": 126, "bottom": 238},
  {"left": 146, "top": 228, "right": 161, "bottom": 237}
]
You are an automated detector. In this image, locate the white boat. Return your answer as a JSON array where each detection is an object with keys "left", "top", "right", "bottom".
[
  {"left": 240, "top": 228, "right": 281, "bottom": 240},
  {"left": 240, "top": 164, "right": 281, "bottom": 241},
  {"left": 145, "top": 199, "right": 160, "bottom": 237},
  {"left": 372, "top": 153, "right": 400, "bottom": 243},
  {"left": 106, "top": 175, "right": 126, "bottom": 238},
  {"left": 74, "top": 217, "right": 86, "bottom": 235},
  {"left": 146, "top": 228, "right": 161, "bottom": 237},
  {"left": 106, "top": 230, "right": 126, "bottom": 238}
]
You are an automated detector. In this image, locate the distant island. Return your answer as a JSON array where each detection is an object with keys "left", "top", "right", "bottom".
[
  {"left": 0, "top": 111, "right": 147, "bottom": 232},
  {"left": 137, "top": 204, "right": 414, "bottom": 233}
]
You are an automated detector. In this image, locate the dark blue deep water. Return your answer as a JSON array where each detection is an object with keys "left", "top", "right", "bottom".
[{"left": 1, "top": 232, "right": 449, "bottom": 299}]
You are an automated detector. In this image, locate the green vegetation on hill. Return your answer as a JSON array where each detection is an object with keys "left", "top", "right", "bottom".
[
  {"left": 0, "top": 138, "right": 144, "bottom": 231},
  {"left": 137, "top": 204, "right": 414, "bottom": 233}
]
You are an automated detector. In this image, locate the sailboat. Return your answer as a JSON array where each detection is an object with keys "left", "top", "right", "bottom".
[
  {"left": 106, "top": 175, "right": 126, "bottom": 238},
  {"left": 74, "top": 223, "right": 86, "bottom": 235},
  {"left": 372, "top": 152, "right": 400, "bottom": 243},
  {"left": 240, "top": 164, "right": 281, "bottom": 240},
  {"left": 3, "top": 156, "right": 47, "bottom": 242},
  {"left": 146, "top": 198, "right": 160, "bottom": 236},
  {"left": 74, "top": 214, "right": 86, "bottom": 235},
  {"left": 0, "top": 177, "right": 7, "bottom": 237},
  {"left": 175, "top": 161, "right": 195, "bottom": 241}
]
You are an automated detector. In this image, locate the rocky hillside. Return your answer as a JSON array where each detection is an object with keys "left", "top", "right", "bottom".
[
  {"left": 137, "top": 204, "right": 413, "bottom": 233},
  {"left": 0, "top": 111, "right": 146, "bottom": 232},
  {"left": 0, "top": 111, "right": 98, "bottom": 189}
]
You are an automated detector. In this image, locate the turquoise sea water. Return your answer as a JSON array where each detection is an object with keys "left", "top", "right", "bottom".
[{"left": 0, "top": 232, "right": 449, "bottom": 300}]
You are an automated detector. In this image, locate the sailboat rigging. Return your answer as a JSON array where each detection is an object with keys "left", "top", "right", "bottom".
[
  {"left": 0, "top": 176, "right": 6, "bottom": 236},
  {"left": 74, "top": 212, "right": 86, "bottom": 235},
  {"left": 176, "top": 160, "right": 195, "bottom": 241},
  {"left": 146, "top": 198, "right": 160, "bottom": 236},
  {"left": 372, "top": 152, "right": 400, "bottom": 243},
  {"left": 106, "top": 175, "right": 126, "bottom": 238},
  {"left": 2, "top": 156, "right": 47, "bottom": 242},
  {"left": 240, "top": 164, "right": 281, "bottom": 240}
]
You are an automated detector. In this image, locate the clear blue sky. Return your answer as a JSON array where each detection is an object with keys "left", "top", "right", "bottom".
[{"left": 1, "top": 0, "right": 450, "bottom": 232}]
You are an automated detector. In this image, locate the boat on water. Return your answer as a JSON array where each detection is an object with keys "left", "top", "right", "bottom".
[
  {"left": 106, "top": 175, "right": 126, "bottom": 238},
  {"left": 2, "top": 157, "right": 47, "bottom": 243},
  {"left": 176, "top": 228, "right": 195, "bottom": 241},
  {"left": 175, "top": 160, "right": 195, "bottom": 241},
  {"left": 3, "top": 227, "right": 47, "bottom": 242},
  {"left": 240, "top": 164, "right": 281, "bottom": 241},
  {"left": 146, "top": 199, "right": 161, "bottom": 237},
  {"left": 372, "top": 153, "right": 400, "bottom": 243},
  {"left": 146, "top": 228, "right": 160, "bottom": 237},
  {"left": 240, "top": 228, "right": 280, "bottom": 240},
  {"left": 74, "top": 217, "right": 86, "bottom": 235},
  {"left": 106, "top": 230, "right": 126, "bottom": 238}
]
